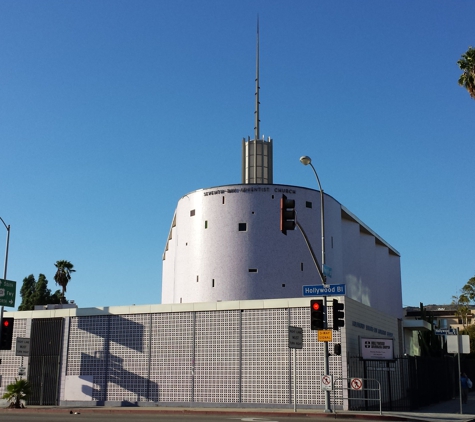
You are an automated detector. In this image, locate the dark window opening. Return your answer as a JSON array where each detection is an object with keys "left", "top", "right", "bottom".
[
  {"left": 282, "top": 284, "right": 285, "bottom": 287},
  {"left": 301, "top": 263, "right": 304, "bottom": 271},
  {"left": 190, "top": 209, "right": 195, "bottom": 217},
  {"left": 222, "top": 197, "right": 225, "bottom": 204},
  {"left": 204, "top": 220, "right": 208, "bottom": 229},
  {"left": 331, "top": 236, "right": 334, "bottom": 248},
  {"left": 239, "top": 223, "right": 247, "bottom": 232},
  {"left": 196, "top": 276, "right": 199, "bottom": 282},
  {"left": 248, "top": 268, "right": 258, "bottom": 273},
  {"left": 306, "top": 201, "right": 313, "bottom": 208},
  {"left": 212, "top": 279, "right": 215, "bottom": 287}
]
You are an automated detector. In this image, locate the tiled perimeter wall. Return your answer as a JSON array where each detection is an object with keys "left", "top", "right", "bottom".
[
  {"left": 0, "top": 307, "right": 343, "bottom": 406},
  {"left": 62, "top": 307, "right": 342, "bottom": 405}
]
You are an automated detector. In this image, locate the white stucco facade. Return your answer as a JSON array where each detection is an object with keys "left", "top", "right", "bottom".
[{"left": 162, "top": 183, "right": 402, "bottom": 319}]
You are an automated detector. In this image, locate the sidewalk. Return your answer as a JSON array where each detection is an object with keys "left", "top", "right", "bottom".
[{"left": 1, "top": 395, "right": 475, "bottom": 422}]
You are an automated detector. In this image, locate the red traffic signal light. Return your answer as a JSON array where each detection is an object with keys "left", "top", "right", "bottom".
[
  {"left": 312, "top": 301, "right": 321, "bottom": 311},
  {"left": 310, "top": 299, "right": 324, "bottom": 330},
  {"left": 0, "top": 317, "right": 14, "bottom": 350}
]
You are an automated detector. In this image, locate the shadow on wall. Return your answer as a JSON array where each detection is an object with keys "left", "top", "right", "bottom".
[{"left": 72, "top": 313, "right": 159, "bottom": 403}]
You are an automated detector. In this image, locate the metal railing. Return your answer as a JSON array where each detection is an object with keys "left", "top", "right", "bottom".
[{"left": 332, "top": 377, "right": 382, "bottom": 415}]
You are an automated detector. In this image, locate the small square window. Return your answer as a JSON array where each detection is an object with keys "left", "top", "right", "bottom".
[
  {"left": 190, "top": 209, "right": 196, "bottom": 216},
  {"left": 282, "top": 284, "right": 285, "bottom": 287},
  {"left": 239, "top": 223, "right": 247, "bottom": 232},
  {"left": 306, "top": 201, "right": 312, "bottom": 208}
]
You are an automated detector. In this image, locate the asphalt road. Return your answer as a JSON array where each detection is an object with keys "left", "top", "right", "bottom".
[{"left": 0, "top": 413, "right": 406, "bottom": 422}]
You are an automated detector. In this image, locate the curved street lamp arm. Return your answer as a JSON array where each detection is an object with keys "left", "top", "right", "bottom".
[{"left": 296, "top": 220, "right": 326, "bottom": 285}]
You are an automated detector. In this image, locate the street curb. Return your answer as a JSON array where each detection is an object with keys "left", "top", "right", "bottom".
[{"left": 0, "top": 406, "right": 421, "bottom": 420}]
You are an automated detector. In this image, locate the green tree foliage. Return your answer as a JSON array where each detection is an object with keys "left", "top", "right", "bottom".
[
  {"left": 18, "top": 274, "right": 61, "bottom": 311},
  {"left": 2, "top": 378, "right": 32, "bottom": 408},
  {"left": 417, "top": 302, "right": 444, "bottom": 357},
  {"left": 460, "top": 325, "right": 475, "bottom": 357},
  {"left": 461, "top": 275, "right": 475, "bottom": 301},
  {"left": 54, "top": 260, "right": 75, "bottom": 303},
  {"left": 458, "top": 46, "right": 475, "bottom": 100},
  {"left": 452, "top": 275, "right": 475, "bottom": 353},
  {"left": 452, "top": 290, "right": 471, "bottom": 328}
]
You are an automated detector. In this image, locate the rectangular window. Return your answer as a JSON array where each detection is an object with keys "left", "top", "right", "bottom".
[
  {"left": 196, "top": 276, "right": 199, "bottom": 282},
  {"left": 248, "top": 268, "right": 258, "bottom": 273},
  {"left": 301, "top": 263, "right": 304, "bottom": 271},
  {"left": 190, "top": 209, "right": 195, "bottom": 217},
  {"left": 222, "top": 196, "right": 225, "bottom": 204},
  {"left": 282, "top": 284, "right": 285, "bottom": 287},
  {"left": 306, "top": 201, "right": 313, "bottom": 208},
  {"left": 239, "top": 223, "right": 247, "bottom": 232},
  {"left": 204, "top": 221, "right": 208, "bottom": 229},
  {"left": 212, "top": 279, "right": 215, "bottom": 288},
  {"left": 331, "top": 236, "right": 334, "bottom": 248}
]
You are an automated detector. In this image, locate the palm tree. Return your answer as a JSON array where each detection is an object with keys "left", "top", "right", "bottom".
[
  {"left": 457, "top": 46, "right": 475, "bottom": 100},
  {"left": 54, "top": 260, "right": 76, "bottom": 303},
  {"left": 2, "top": 378, "right": 32, "bottom": 408}
]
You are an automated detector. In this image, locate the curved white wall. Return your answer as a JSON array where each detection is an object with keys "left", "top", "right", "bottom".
[{"left": 162, "top": 184, "right": 402, "bottom": 319}]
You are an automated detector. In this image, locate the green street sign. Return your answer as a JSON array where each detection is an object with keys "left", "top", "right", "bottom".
[{"left": 0, "top": 279, "right": 16, "bottom": 307}]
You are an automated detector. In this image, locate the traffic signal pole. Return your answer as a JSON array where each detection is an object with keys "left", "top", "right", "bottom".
[
  {"left": 0, "top": 218, "right": 10, "bottom": 348},
  {"left": 295, "top": 219, "right": 330, "bottom": 412},
  {"left": 298, "top": 156, "right": 331, "bottom": 413}
]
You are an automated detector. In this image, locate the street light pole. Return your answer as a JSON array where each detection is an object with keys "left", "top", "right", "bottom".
[
  {"left": 0, "top": 217, "right": 10, "bottom": 279},
  {"left": 299, "top": 155, "right": 331, "bottom": 413}
]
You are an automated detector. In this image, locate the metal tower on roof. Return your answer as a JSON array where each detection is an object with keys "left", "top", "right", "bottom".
[
  {"left": 254, "top": 18, "right": 260, "bottom": 141},
  {"left": 242, "top": 18, "right": 273, "bottom": 184}
]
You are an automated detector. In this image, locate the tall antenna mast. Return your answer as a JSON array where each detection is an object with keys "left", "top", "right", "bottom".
[
  {"left": 254, "top": 17, "right": 260, "bottom": 140},
  {"left": 242, "top": 16, "right": 273, "bottom": 185}
]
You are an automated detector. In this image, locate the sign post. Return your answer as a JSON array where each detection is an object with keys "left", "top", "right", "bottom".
[
  {"left": 16, "top": 337, "right": 30, "bottom": 379},
  {"left": 288, "top": 326, "right": 303, "bottom": 412},
  {"left": 446, "top": 328, "right": 471, "bottom": 414}
]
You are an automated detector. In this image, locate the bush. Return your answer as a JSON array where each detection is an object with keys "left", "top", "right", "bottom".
[{"left": 2, "top": 378, "right": 31, "bottom": 408}]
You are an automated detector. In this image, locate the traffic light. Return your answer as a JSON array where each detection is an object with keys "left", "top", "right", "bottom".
[
  {"left": 334, "top": 343, "right": 342, "bottom": 356},
  {"left": 280, "top": 194, "right": 296, "bottom": 235},
  {"left": 332, "top": 299, "right": 344, "bottom": 330},
  {"left": 310, "top": 299, "right": 324, "bottom": 330},
  {"left": 0, "top": 317, "right": 14, "bottom": 350}
]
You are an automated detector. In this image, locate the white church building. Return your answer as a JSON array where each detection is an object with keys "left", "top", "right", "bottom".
[
  {"left": 162, "top": 182, "right": 402, "bottom": 320},
  {"left": 0, "top": 33, "right": 406, "bottom": 410}
]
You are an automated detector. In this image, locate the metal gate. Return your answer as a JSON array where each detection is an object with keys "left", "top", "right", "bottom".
[
  {"left": 347, "top": 355, "right": 457, "bottom": 411},
  {"left": 28, "top": 318, "right": 64, "bottom": 405}
]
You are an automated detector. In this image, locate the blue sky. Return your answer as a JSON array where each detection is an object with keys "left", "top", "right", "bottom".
[{"left": 1, "top": 1, "right": 474, "bottom": 309}]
